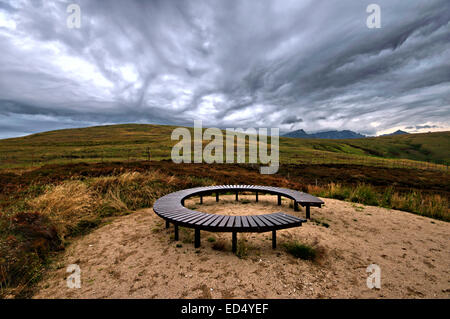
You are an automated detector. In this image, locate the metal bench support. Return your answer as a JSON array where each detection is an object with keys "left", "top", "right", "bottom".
[
  {"left": 306, "top": 205, "right": 310, "bottom": 219},
  {"left": 272, "top": 230, "right": 276, "bottom": 249},
  {"left": 232, "top": 232, "right": 237, "bottom": 253},
  {"left": 278, "top": 194, "right": 281, "bottom": 205},
  {"left": 256, "top": 191, "right": 258, "bottom": 202},
  {"left": 165, "top": 220, "right": 170, "bottom": 228},
  {"left": 216, "top": 192, "right": 219, "bottom": 202},
  {"left": 174, "top": 224, "right": 179, "bottom": 241},
  {"left": 195, "top": 229, "right": 200, "bottom": 248}
]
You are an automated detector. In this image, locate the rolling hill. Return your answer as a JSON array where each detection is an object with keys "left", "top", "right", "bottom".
[{"left": 0, "top": 124, "right": 448, "bottom": 169}]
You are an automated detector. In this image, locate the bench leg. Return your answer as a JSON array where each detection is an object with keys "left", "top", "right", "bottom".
[
  {"left": 256, "top": 191, "right": 258, "bottom": 202},
  {"left": 232, "top": 232, "right": 237, "bottom": 253},
  {"left": 272, "top": 230, "right": 276, "bottom": 249},
  {"left": 181, "top": 199, "right": 185, "bottom": 206},
  {"left": 174, "top": 224, "right": 179, "bottom": 241},
  {"left": 278, "top": 195, "right": 281, "bottom": 205},
  {"left": 200, "top": 195, "right": 203, "bottom": 204},
  {"left": 294, "top": 201, "right": 299, "bottom": 212},
  {"left": 165, "top": 220, "right": 170, "bottom": 229},
  {"left": 235, "top": 191, "right": 238, "bottom": 201},
  {"left": 195, "top": 229, "right": 200, "bottom": 248},
  {"left": 306, "top": 205, "right": 310, "bottom": 219},
  {"left": 216, "top": 192, "right": 219, "bottom": 202}
]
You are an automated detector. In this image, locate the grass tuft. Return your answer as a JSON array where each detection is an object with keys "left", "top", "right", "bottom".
[
  {"left": 283, "top": 242, "right": 317, "bottom": 260},
  {"left": 212, "top": 239, "right": 226, "bottom": 251}
]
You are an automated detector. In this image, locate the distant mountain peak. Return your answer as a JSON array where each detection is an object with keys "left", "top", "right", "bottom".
[
  {"left": 284, "top": 129, "right": 309, "bottom": 138},
  {"left": 380, "top": 130, "right": 409, "bottom": 136}
]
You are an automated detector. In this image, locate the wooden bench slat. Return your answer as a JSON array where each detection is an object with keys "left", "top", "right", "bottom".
[
  {"left": 210, "top": 215, "right": 226, "bottom": 227},
  {"left": 264, "top": 214, "right": 287, "bottom": 226},
  {"left": 197, "top": 214, "right": 219, "bottom": 226},
  {"left": 186, "top": 213, "right": 210, "bottom": 224},
  {"left": 192, "top": 214, "right": 216, "bottom": 226},
  {"left": 161, "top": 209, "right": 191, "bottom": 218},
  {"left": 256, "top": 215, "right": 275, "bottom": 227},
  {"left": 250, "top": 215, "right": 267, "bottom": 228},
  {"left": 202, "top": 214, "right": 222, "bottom": 227},
  {"left": 226, "top": 216, "right": 236, "bottom": 227},
  {"left": 178, "top": 212, "right": 207, "bottom": 223},
  {"left": 171, "top": 212, "right": 200, "bottom": 222},
  {"left": 271, "top": 213, "right": 298, "bottom": 224},
  {"left": 278, "top": 213, "right": 303, "bottom": 223},
  {"left": 246, "top": 216, "right": 259, "bottom": 228},
  {"left": 235, "top": 216, "right": 242, "bottom": 228},
  {"left": 241, "top": 216, "right": 250, "bottom": 228},
  {"left": 218, "top": 215, "right": 230, "bottom": 227}
]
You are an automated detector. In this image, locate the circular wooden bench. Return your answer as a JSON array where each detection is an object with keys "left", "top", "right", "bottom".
[{"left": 153, "top": 185, "right": 324, "bottom": 252}]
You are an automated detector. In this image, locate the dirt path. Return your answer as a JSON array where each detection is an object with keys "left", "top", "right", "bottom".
[{"left": 33, "top": 195, "right": 450, "bottom": 299}]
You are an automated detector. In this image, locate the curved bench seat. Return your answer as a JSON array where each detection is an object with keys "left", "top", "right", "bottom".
[{"left": 153, "top": 185, "right": 324, "bottom": 252}]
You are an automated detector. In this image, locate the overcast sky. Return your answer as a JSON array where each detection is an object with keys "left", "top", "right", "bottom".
[{"left": 0, "top": 0, "right": 449, "bottom": 139}]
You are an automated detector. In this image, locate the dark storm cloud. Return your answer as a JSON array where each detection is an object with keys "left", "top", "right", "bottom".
[
  {"left": 281, "top": 116, "right": 303, "bottom": 125},
  {"left": 0, "top": 0, "right": 449, "bottom": 139},
  {"left": 406, "top": 124, "right": 439, "bottom": 130}
]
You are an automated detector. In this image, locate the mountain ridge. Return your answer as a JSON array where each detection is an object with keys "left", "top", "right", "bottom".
[
  {"left": 284, "top": 129, "right": 411, "bottom": 139},
  {"left": 283, "top": 129, "right": 366, "bottom": 139}
]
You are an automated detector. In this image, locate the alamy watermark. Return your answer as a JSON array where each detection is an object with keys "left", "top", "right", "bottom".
[
  {"left": 366, "top": 4, "right": 381, "bottom": 29},
  {"left": 66, "top": 264, "right": 81, "bottom": 289},
  {"left": 366, "top": 264, "right": 381, "bottom": 289},
  {"left": 66, "top": 4, "right": 81, "bottom": 29},
  {"left": 171, "top": 121, "right": 279, "bottom": 174},
  {"left": 65, "top": 4, "right": 380, "bottom": 30}
]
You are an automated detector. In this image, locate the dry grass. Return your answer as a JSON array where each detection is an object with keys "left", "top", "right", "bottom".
[
  {"left": 308, "top": 183, "right": 449, "bottom": 221},
  {"left": 0, "top": 169, "right": 206, "bottom": 297},
  {"left": 0, "top": 161, "right": 448, "bottom": 298},
  {"left": 28, "top": 181, "right": 97, "bottom": 237}
]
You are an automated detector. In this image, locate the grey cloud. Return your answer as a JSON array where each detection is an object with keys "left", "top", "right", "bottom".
[
  {"left": 415, "top": 125, "right": 439, "bottom": 129},
  {"left": 281, "top": 116, "right": 303, "bottom": 125},
  {"left": 0, "top": 0, "right": 449, "bottom": 139}
]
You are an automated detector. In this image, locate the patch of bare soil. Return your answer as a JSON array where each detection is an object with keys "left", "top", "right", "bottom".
[{"left": 33, "top": 194, "right": 450, "bottom": 299}]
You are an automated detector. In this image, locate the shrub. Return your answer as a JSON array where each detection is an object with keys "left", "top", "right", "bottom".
[
  {"left": 212, "top": 239, "right": 226, "bottom": 251},
  {"left": 283, "top": 242, "right": 317, "bottom": 260},
  {"left": 328, "top": 183, "right": 351, "bottom": 200},
  {"left": 0, "top": 211, "right": 62, "bottom": 297},
  {"left": 350, "top": 184, "right": 378, "bottom": 206},
  {"left": 68, "top": 218, "right": 101, "bottom": 236},
  {"left": 381, "top": 186, "right": 394, "bottom": 207},
  {"left": 236, "top": 237, "right": 248, "bottom": 259},
  {"left": 180, "top": 227, "right": 194, "bottom": 243},
  {"left": 27, "top": 181, "right": 97, "bottom": 238}
]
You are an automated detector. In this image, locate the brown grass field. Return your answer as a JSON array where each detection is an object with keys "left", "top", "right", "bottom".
[
  {"left": 32, "top": 194, "right": 450, "bottom": 299},
  {"left": 0, "top": 160, "right": 448, "bottom": 298}
]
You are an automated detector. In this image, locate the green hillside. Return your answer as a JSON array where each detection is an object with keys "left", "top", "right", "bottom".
[
  {"left": 0, "top": 124, "right": 448, "bottom": 170},
  {"left": 281, "top": 132, "right": 450, "bottom": 165}
]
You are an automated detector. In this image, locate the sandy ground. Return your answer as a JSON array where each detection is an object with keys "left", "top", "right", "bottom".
[{"left": 33, "top": 194, "right": 450, "bottom": 299}]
